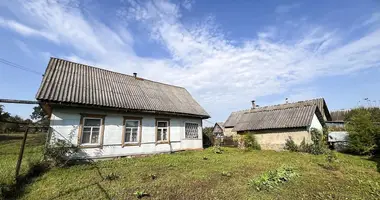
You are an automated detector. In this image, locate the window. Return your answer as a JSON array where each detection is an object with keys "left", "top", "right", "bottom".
[
  {"left": 81, "top": 118, "right": 102, "bottom": 145},
  {"left": 156, "top": 120, "right": 169, "bottom": 142},
  {"left": 125, "top": 120, "right": 139, "bottom": 143},
  {"left": 185, "top": 123, "right": 198, "bottom": 139}
]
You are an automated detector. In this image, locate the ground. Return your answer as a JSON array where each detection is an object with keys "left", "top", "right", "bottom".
[{"left": 1, "top": 134, "right": 380, "bottom": 200}]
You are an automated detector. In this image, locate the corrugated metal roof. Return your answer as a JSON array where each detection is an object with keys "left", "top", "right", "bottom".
[
  {"left": 328, "top": 132, "right": 348, "bottom": 142},
  {"left": 224, "top": 98, "right": 331, "bottom": 127},
  {"left": 232, "top": 105, "right": 319, "bottom": 132},
  {"left": 36, "top": 58, "right": 210, "bottom": 118}
]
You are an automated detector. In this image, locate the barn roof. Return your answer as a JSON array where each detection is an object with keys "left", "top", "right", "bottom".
[
  {"left": 232, "top": 105, "right": 324, "bottom": 132},
  {"left": 224, "top": 98, "right": 331, "bottom": 128},
  {"left": 36, "top": 58, "right": 210, "bottom": 118}
]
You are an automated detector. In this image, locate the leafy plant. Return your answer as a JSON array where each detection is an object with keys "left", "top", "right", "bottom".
[
  {"left": 345, "top": 108, "right": 379, "bottom": 155},
  {"left": 309, "top": 128, "right": 327, "bottom": 155},
  {"left": 44, "top": 139, "right": 79, "bottom": 167},
  {"left": 319, "top": 150, "right": 339, "bottom": 171},
  {"left": 134, "top": 190, "right": 149, "bottom": 199},
  {"left": 203, "top": 156, "right": 208, "bottom": 160},
  {"left": 150, "top": 174, "right": 157, "bottom": 180},
  {"left": 242, "top": 133, "right": 261, "bottom": 150},
  {"left": 284, "top": 137, "right": 298, "bottom": 152},
  {"left": 248, "top": 166, "right": 298, "bottom": 191},
  {"left": 104, "top": 172, "right": 119, "bottom": 181}
]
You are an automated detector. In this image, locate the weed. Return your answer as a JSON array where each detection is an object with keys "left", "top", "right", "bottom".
[
  {"left": 248, "top": 166, "right": 298, "bottom": 191},
  {"left": 133, "top": 190, "right": 149, "bottom": 199}
]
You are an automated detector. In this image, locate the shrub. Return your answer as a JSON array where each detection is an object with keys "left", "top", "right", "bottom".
[
  {"left": 319, "top": 150, "right": 339, "bottom": 171},
  {"left": 345, "top": 108, "right": 379, "bottom": 155},
  {"left": 284, "top": 137, "right": 298, "bottom": 152},
  {"left": 242, "top": 133, "right": 261, "bottom": 150},
  {"left": 309, "top": 128, "right": 327, "bottom": 155},
  {"left": 248, "top": 166, "right": 298, "bottom": 191},
  {"left": 299, "top": 138, "right": 312, "bottom": 153},
  {"left": 134, "top": 190, "right": 149, "bottom": 199},
  {"left": 44, "top": 140, "right": 80, "bottom": 167}
]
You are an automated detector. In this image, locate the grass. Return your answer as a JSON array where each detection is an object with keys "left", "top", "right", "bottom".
[
  {"left": 0, "top": 133, "right": 45, "bottom": 186},
  {"left": 1, "top": 136, "right": 380, "bottom": 199}
]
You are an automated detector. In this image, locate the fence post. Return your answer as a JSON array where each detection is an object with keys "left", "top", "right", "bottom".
[{"left": 15, "top": 127, "right": 29, "bottom": 179}]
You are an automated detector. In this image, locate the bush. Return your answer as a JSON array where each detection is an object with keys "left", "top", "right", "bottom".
[
  {"left": 44, "top": 140, "right": 79, "bottom": 167},
  {"left": 319, "top": 150, "right": 339, "bottom": 171},
  {"left": 299, "top": 138, "right": 312, "bottom": 153},
  {"left": 284, "top": 137, "right": 298, "bottom": 152},
  {"left": 248, "top": 166, "right": 298, "bottom": 191},
  {"left": 345, "top": 108, "right": 379, "bottom": 155},
  {"left": 309, "top": 128, "right": 327, "bottom": 155},
  {"left": 242, "top": 133, "right": 261, "bottom": 150}
]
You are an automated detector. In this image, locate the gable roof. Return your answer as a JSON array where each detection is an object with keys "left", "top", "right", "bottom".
[
  {"left": 224, "top": 98, "right": 331, "bottom": 127},
  {"left": 36, "top": 58, "right": 210, "bottom": 118},
  {"left": 232, "top": 105, "right": 323, "bottom": 132},
  {"left": 213, "top": 122, "right": 224, "bottom": 133}
]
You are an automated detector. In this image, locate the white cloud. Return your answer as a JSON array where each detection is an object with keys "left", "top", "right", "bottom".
[{"left": 1, "top": 0, "right": 380, "bottom": 122}]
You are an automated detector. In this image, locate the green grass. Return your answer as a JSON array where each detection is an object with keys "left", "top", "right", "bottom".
[
  {"left": 1, "top": 136, "right": 380, "bottom": 199},
  {"left": 0, "top": 133, "right": 45, "bottom": 186}
]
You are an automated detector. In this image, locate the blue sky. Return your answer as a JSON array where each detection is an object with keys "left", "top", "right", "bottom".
[{"left": 0, "top": 0, "right": 380, "bottom": 126}]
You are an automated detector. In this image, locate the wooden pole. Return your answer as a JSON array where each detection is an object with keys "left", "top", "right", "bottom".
[
  {"left": 0, "top": 98, "right": 38, "bottom": 104},
  {"left": 15, "top": 127, "right": 29, "bottom": 179}
]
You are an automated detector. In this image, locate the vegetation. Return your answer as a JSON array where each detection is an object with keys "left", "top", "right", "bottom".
[
  {"left": 202, "top": 127, "right": 213, "bottom": 148},
  {"left": 0, "top": 147, "right": 375, "bottom": 199},
  {"left": 241, "top": 133, "right": 261, "bottom": 150},
  {"left": 284, "top": 128, "right": 327, "bottom": 155},
  {"left": 248, "top": 166, "right": 298, "bottom": 191},
  {"left": 345, "top": 108, "right": 380, "bottom": 155},
  {"left": 0, "top": 133, "right": 46, "bottom": 199}
]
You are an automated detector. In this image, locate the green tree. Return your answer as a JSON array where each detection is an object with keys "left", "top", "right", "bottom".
[
  {"left": 30, "top": 105, "right": 49, "bottom": 126},
  {"left": 345, "top": 108, "right": 379, "bottom": 155}
]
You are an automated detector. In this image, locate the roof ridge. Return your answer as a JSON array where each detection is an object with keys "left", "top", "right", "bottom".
[
  {"left": 248, "top": 104, "right": 316, "bottom": 114},
  {"left": 50, "top": 57, "right": 185, "bottom": 89}
]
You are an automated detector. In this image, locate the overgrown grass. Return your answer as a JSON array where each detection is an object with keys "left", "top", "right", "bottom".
[
  {"left": 0, "top": 133, "right": 46, "bottom": 199},
  {"left": 1, "top": 137, "right": 380, "bottom": 199}
]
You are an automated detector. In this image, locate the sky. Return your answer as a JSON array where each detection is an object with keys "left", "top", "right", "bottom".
[{"left": 0, "top": 0, "right": 380, "bottom": 126}]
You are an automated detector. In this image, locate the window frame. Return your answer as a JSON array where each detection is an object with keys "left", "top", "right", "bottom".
[
  {"left": 122, "top": 116, "right": 142, "bottom": 147},
  {"left": 184, "top": 122, "right": 200, "bottom": 139},
  {"left": 78, "top": 114, "right": 106, "bottom": 148},
  {"left": 155, "top": 118, "right": 170, "bottom": 144}
]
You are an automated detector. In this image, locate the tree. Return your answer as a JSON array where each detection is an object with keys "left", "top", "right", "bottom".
[
  {"left": 345, "top": 108, "right": 379, "bottom": 155},
  {"left": 30, "top": 105, "right": 49, "bottom": 126}
]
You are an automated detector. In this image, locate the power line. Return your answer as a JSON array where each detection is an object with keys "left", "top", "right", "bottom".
[{"left": 0, "top": 57, "right": 43, "bottom": 76}]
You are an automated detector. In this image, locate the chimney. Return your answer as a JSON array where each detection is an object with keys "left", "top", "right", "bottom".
[
  {"left": 251, "top": 100, "right": 256, "bottom": 109},
  {"left": 133, "top": 73, "right": 137, "bottom": 78},
  {"left": 285, "top": 98, "right": 289, "bottom": 104}
]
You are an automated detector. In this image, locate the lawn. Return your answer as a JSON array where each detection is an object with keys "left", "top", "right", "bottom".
[
  {"left": 0, "top": 133, "right": 45, "bottom": 187},
  {"left": 1, "top": 137, "right": 380, "bottom": 200},
  {"left": 16, "top": 148, "right": 380, "bottom": 199}
]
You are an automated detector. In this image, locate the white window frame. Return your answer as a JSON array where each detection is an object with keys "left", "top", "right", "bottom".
[
  {"left": 81, "top": 117, "right": 102, "bottom": 145},
  {"left": 124, "top": 119, "right": 140, "bottom": 144},
  {"left": 184, "top": 122, "right": 199, "bottom": 139},
  {"left": 156, "top": 120, "right": 169, "bottom": 142}
]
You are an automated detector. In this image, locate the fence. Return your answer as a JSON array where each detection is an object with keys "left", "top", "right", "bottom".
[{"left": 0, "top": 120, "right": 49, "bottom": 198}]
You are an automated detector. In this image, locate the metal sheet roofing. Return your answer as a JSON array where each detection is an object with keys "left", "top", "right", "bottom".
[
  {"left": 224, "top": 98, "right": 331, "bottom": 127},
  {"left": 36, "top": 58, "right": 210, "bottom": 118},
  {"left": 232, "top": 105, "right": 320, "bottom": 132},
  {"left": 328, "top": 132, "right": 349, "bottom": 142}
]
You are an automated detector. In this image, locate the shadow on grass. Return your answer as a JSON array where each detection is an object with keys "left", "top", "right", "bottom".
[
  {"left": 368, "top": 156, "right": 380, "bottom": 173},
  {"left": 0, "top": 162, "right": 50, "bottom": 200},
  {"left": 47, "top": 160, "right": 113, "bottom": 200}
]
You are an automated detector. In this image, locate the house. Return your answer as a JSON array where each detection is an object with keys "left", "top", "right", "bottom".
[
  {"left": 36, "top": 58, "right": 210, "bottom": 159},
  {"left": 224, "top": 98, "right": 331, "bottom": 150},
  {"left": 212, "top": 122, "right": 224, "bottom": 137}
]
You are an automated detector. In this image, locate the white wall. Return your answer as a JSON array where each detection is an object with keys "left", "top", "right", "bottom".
[
  {"left": 50, "top": 107, "right": 203, "bottom": 159},
  {"left": 308, "top": 113, "right": 323, "bottom": 132}
]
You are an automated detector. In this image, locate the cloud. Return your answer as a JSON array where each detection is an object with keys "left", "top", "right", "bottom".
[
  {"left": 0, "top": 0, "right": 380, "bottom": 122},
  {"left": 275, "top": 3, "right": 300, "bottom": 14}
]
